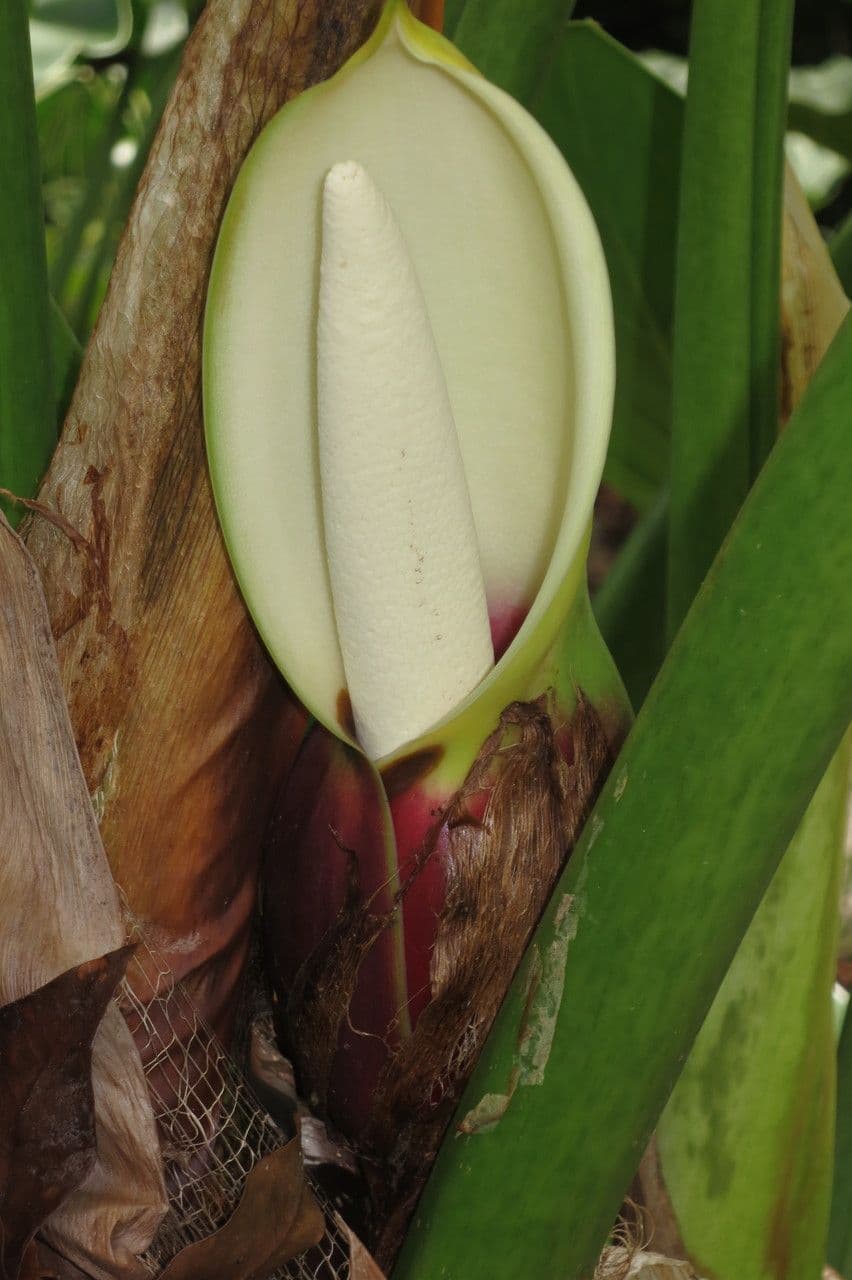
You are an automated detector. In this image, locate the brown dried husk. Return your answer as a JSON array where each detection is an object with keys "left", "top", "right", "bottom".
[
  {"left": 22, "top": 0, "right": 397, "bottom": 1035},
  {"left": 779, "top": 163, "right": 850, "bottom": 422},
  {"left": 8, "top": 3, "right": 460, "bottom": 1274},
  {"left": 0, "top": 516, "right": 166, "bottom": 1277},
  {"left": 336, "top": 1219, "right": 388, "bottom": 1280},
  {"left": 282, "top": 694, "right": 614, "bottom": 1264}
]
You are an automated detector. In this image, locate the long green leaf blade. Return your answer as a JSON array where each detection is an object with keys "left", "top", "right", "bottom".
[
  {"left": 655, "top": 10, "right": 844, "bottom": 1274},
  {"left": 531, "top": 23, "right": 682, "bottom": 510},
  {"left": 49, "top": 296, "right": 81, "bottom": 423},
  {"left": 667, "top": 0, "right": 793, "bottom": 635},
  {"left": 395, "top": 313, "right": 852, "bottom": 1280},
  {"left": 654, "top": 741, "right": 848, "bottom": 1279},
  {"left": 749, "top": 2, "right": 795, "bottom": 471},
  {"left": 450, "top": 0, "right": 574, "bottom": 107},
  {"left": 593, "top": 490, "right": 667, "bottom": 710},
  {"left": 0, "top": 0, "right": 56, "bottom": 525},
  {"left": 831, "top": 209, "right": 852, "bottom": 296}
]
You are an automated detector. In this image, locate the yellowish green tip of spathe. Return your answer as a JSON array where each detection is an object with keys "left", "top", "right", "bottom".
[
  {"left": 392, "top": 2, "right": 478, "bottom": 74},
  {"left": 362, "top": 0, "right": 478, "bottom": 77}
]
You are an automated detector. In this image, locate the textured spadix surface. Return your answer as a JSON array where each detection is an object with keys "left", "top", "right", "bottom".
[
  {"left": 318, "top": 160, "right": 493, "bottom": 759},
  {"left": 205, "top": 0, "right": 614, "bottom": 760}
]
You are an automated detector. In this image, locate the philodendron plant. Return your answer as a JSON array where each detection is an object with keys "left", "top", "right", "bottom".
[{"left": 204, "top": 0, "right": 630, "bottom": 1255}]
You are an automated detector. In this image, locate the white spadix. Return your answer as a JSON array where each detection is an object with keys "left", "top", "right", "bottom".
[{"left": 318, "top": 161, "right": 494, "bottom": 760}]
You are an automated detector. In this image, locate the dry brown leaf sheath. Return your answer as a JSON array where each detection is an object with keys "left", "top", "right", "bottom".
[
  {"left": 334, "top": 1218, "right": 388, "bottom": 1280},
  {"left": 0, "top": 516, "right": 165, "bottom": 1277},
  {"left": 780, "top": 163, "right": 850, "bottom": 423},
  {"left": 23, "top": 0, "right": 388, "bottom": 1039},
  {"left": 0, "top": 950, "right": 132, "bottom": 1280}
]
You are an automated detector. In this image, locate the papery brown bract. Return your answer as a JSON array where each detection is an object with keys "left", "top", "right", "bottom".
[
  {"left": 0, "top": 514, "right": 164, "bottom": 1276},
  {"left": 0, "top": 951, "right": 132, "bottom": 1280},
  {"left": 22, "top": 0, "right": 393, "bottom": 1045}
]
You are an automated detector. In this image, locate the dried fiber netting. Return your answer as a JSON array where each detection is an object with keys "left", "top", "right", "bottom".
[
  {"left": 119, "top": 934, "right": 351, "bottom": 1280},
  {"left": 596, "top": 1249, "right": 708, "bottom": 1279},
  {"left": 592, "top": 1200, "right": 710, "bottom": 1280}
]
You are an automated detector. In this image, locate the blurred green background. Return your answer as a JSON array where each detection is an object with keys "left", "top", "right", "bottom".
[{"left": 31, "top": 0, "right": 852, "bottom": 349}]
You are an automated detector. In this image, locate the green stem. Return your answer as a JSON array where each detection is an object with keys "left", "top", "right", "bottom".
[
  {"left": 394, "top": 313, "right": 852, "bottom": 1280},
  {"left": 749, "top": 1, "right": 794, "bottom": 475},
  {"left": 593, "top": 489, "right": 667, "bottom": 711},
  {"left": 666, "top": 0, "right": 793, "bottom": 637},
  {"left": 830, "top": 209, "right": 852, "bottom": 297},
  {"left": 49, "top": 295, "right": 82, "bottom": 423},
  {"left": 0, "top": 0, "right": 56, "bottom": 524}
]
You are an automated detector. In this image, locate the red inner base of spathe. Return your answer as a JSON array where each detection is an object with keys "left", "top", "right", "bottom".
[
  {"left": 489, "top": 599, "right": 527, "bottom": 662},
  {"left": 262, "top": 597, "right": 532, "bottom": 1137}
]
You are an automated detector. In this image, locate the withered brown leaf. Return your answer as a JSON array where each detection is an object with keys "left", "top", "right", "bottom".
[
  {"left": 0, "top": 948, "right": 132, "bottom": 1280},
  {"left": 158, "top": 1141, "right": 324, "bottom": 1280},
  {"left": 0, "top": 514, "right": 165, "bottom": 1274},
  {"left": 28, "top": 1240, "right": 92, "bottom": 1280},
  {"left": 336, "top": 1218, "right": 387, "bottom": 1280},
  {"left": 14, "top": 1246, "right": 43, "bottom": 1280},
  {"left": 23, "top": 0, "right": 382, "bottom": 1045}
]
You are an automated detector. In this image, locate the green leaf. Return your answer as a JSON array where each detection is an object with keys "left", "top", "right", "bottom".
[
  {"left": 530, "top": 23, "right": 682, "bottom": 510},
  {"left": 654, "top": 739, "right": 848, "bottom": 1280},
  {"left": 449, "top": 0, "right": 575, "bottom": 108},
  {"left": 50, "top": 295, "right": 82, "bottom": 422},
  {"left": 667, "top": 0, "right": 793, "bottom": 636},
  {"left": 651, "top": 8, "right": 847, "bottom": 1277},
  {"left": 593, "top": 490, "right": 667, "bottom": 710},
  {"left": 394, "top": 313, "right": 852, "bottom": 1280},
  {"left": 831, "top": 208, "right": 852, "bottom": 296},
  {"left": 37, "top": 69, "right": 120, "bottom": 184},
  {"left": 443, "top": 0, "right": 465, "bottom": 37},
  {"left": 0, "top": 0, "right": 56, "bottom": 526},
  {"left": 638, "top": 52, "right": 852, "bottom": 207}
]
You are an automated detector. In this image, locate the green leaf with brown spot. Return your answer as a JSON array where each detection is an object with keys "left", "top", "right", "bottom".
[{"left": 394, "top": 312, "right": 852, "bottom": 1279}]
